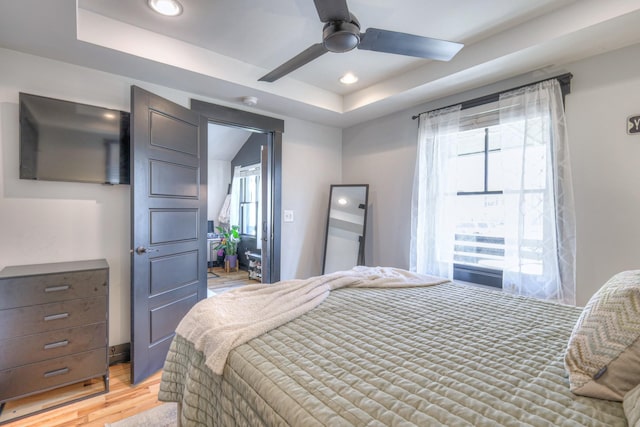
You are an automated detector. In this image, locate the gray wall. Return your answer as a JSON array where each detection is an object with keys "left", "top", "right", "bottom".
[{"left": 231, "top": 133, "right": 266, "bottom": 171}]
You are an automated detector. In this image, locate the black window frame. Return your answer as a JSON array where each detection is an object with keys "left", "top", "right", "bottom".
[
  {"left": 237, "top": 170, "right": 260, "bottom": 238},
  {"left": 453, "top": 127, "right": 504, "bottom": 288}
]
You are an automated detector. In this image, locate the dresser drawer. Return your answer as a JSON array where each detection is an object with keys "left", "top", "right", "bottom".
[
  {"left": 0, "top": 296, "right": 107, "bottom": 340},
  {"left": 0, "top": 348, "right": 107, "bottom": 402},
  {"left": 0, "top": 322, "right": 107, "bottom": 370},
  {"left": 0, "top": 269, "right": 107, "bottom": 310}
]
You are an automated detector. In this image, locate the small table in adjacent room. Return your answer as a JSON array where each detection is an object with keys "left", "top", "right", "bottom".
[{"left": 207, "top": 237, "right": 221, "bottom": 272}]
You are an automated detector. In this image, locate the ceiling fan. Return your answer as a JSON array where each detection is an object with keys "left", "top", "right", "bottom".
[{"left": 258, "top": 0, "right": 464, "bottom": 83}]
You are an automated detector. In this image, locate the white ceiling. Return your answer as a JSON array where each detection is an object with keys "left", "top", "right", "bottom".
[
  {"left": 1, "top": 0, "right": 640, "bottom": 128},
  {"left": 208, "top": 123, "right": 251, "bottom": 161}
]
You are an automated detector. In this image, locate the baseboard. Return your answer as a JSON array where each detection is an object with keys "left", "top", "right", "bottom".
[{"left": 109, "top": 342, "right": 130, "bottom": 365}]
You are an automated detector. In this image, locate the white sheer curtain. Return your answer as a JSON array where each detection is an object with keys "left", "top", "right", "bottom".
[
  {"left": 499, "top": 79, "right": 576, "bottom": 304},
  {"left": 217, "top": 166, "right": 242, "bottom": 228},
  {"left": 410, "top": 105, "right": 461, "bottom": 278}
]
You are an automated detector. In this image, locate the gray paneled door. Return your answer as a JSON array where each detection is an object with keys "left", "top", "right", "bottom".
[{"left": 130, "top": 86, "right": 207, "bottom": 384}]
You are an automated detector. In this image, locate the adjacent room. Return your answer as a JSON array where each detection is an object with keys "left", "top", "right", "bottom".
[{"left": 1, "top": 0, "right": 639, "bottom": 425}]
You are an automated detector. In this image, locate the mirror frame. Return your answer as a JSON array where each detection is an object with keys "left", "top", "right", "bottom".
[{"left": 322, "top": 184, "right": 369, "bottom": 274}]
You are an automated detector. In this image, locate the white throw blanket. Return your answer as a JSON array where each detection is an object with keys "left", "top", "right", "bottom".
[{"left": 175, "top": 266, "right": 448, "bottom": 375}]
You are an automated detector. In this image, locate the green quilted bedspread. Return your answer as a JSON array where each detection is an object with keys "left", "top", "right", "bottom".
[{"left": 159, "top": 283, "right": 626, "bottom": 426}]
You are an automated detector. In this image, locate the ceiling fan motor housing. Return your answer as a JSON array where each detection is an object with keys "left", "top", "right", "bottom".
[{"left": 323, "top": 20, "right": 360, "bottom": 52}]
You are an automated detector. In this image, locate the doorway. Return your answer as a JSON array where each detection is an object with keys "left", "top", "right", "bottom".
[
  {"left": 191, "top": 99, "right": 283, "bottom": 284},
  {"left": 207, "top": 123, "right": 265, "bottom": 292}
]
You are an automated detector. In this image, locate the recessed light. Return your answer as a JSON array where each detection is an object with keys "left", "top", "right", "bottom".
[
  {"left": 337, "top": 198, "right": 348, "bottom": 205},
  {"left": 147, "top": 0, "right": 183, "bottom": 17},
  {"left": 339, "top": 72, "right": 358, "bottom": 85}
]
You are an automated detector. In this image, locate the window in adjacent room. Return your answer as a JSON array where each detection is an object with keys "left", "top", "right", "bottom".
[{"left": 237, "top": 164, "right": 261, "bottom": 237}]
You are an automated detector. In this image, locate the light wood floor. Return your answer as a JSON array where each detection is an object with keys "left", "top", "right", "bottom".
[
  {"left": 2, "top": 363, "right": 163, "bottom": 427},
  {"left": 208, "top": 266, "right": 258, "bottom": 294}
]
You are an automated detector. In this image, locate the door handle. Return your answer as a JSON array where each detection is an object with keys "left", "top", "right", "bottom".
[{"left": 133, "top": 246, "right": 158, "bottom": 255}]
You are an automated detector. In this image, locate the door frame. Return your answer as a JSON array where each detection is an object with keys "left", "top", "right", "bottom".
[{"left": 190, "top": 99, "right": 283, "bottom": 283}]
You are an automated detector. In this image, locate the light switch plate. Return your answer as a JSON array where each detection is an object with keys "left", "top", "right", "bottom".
[{"left": 284, "top": 210, "right": 294, "bottom": 223}]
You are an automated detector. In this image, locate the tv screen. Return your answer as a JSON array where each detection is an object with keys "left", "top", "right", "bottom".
[{"left": 19, "top": 93, "right": 130, "bottom": 185}]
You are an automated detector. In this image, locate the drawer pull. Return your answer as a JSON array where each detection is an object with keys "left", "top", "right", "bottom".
[
  {"left": 43, "top": 367, "right": 69, "bottom": 378},
  {"left": 44, "top": 313, "right": 69, "bottom": 322},
  {"left": 44, "top": 339, "right": 69, "bottom": 350},
  {"left": 45, "top": 285, "right": 70, "bottom": 293}
]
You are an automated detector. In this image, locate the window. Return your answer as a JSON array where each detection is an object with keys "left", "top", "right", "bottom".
[
  {"left": 411, "top": 78, "right": 576, "bottom": 303},
  {"left": 453, "top": 123, "right": 504, "bottom": 287},
  {"left": 237, "top": 164, "right": 260, "bottom": 237}
]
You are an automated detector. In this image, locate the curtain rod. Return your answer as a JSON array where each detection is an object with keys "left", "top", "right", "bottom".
[{"left": 411, "top": 73, "right": 573, "bottom": 120}]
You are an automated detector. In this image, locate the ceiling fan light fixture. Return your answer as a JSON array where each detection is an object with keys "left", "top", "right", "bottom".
[
  {"left": 147, "top": 0, "right": 183, "bottom": 17},
  {"left": 339, "top": 72, "right": 358, "bottom": 85},
  {"left": 323, "top": 21, "right": 360, "bottom": 53}
]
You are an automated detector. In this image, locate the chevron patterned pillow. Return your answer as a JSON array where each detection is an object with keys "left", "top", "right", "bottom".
[{"left": 565, "top": 270, "right": 640, "bottom": 401}]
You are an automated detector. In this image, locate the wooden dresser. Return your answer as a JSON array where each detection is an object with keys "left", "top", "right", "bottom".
[{"left": 0, "top": 259, "right": 109, "bottom": 413}]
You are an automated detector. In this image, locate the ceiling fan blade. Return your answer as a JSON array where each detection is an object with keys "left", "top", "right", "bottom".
[
  {"left": 313, "top": 0, "right": 351, "bottom": 23},
  {"left": 258, "top": 43, "right": 328, "bottom": 82},
  {"left": 359, "top": 28, "right": 463, "bottom": 61}
]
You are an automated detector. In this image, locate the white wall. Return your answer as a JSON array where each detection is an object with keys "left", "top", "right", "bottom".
[
  {"left": 343, "top": 42, "right": 640, "bottom": 307},
  {"left": 207, "top": 158, "right": 231, "bottom": 225},
  {"left": 565, "top": 45, "right": 640, "bottom": 305},
  {"left": 342, "top": 114, "right": 418, "bottom": 269},
  {"left": 0, "top": 48, "right": 342, "bottom": 345},
  {"left": 281, "top": 118, "right": 342, "bottom": 279}
]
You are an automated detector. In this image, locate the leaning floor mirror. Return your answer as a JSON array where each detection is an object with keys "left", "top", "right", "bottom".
[{"left": 322, "top": 184, "right": 369, "bottom": 274}]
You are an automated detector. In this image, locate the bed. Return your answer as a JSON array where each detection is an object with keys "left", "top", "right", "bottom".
[{"left": 159, "top": 267, "right": 637, "bottom": 426}]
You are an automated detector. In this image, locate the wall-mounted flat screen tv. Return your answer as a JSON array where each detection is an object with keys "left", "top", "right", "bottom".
[{"left": 19, "top": 92, "right": 130, "bottom": 185}]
